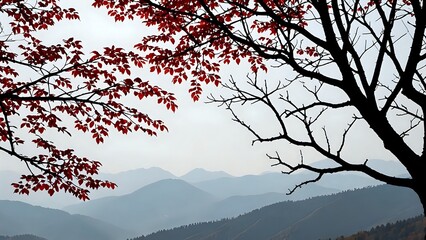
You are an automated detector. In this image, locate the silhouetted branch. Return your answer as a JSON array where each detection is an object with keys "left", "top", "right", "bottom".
[{"left": 210, "top": 74, "right": 414, "bottom": 192}]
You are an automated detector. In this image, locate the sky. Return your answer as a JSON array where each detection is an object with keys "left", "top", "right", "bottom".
[{"left": 0, "top": 1, "right": 413, "bottom": 177}]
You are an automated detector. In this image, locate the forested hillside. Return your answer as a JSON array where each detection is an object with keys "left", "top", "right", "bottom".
[
  {"left": 336, "top": 215, "right": 425, "bottom": 240},
  {"left": 129, "top": 185, "right": 422, "bottom": 240},
  {"left": 0, "top": 200, "right": 131, "bottom": 240},
  {"left": 0, "top": 235, "right": 47, "bottom": 240}
]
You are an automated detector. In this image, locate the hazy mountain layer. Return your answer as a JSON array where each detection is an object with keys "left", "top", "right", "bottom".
[
  {"left": 64, "top": 177, "right": 346, "bottom": 235},
  {"left": 0, "top": 160, "right": 413, "bottom": 239},
  {"left": 0, "top": 167, "right": 177, "bottom": 208},
  {"left": 180, "top": 168, "right": 232, "bottom": 183},
  {"left": 193, "top": 171, "right": 371, "bottom": 199},
  {"left": 1, "top": 159, "right": 405, "bottom": 208}
]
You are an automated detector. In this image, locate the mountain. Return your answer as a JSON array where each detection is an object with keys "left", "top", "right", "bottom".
[
  {"left": 200, "top": 182, "right": 351, "bottom": 221},
  {"left": 97, "top": 167, "right": 177, "bottom": 196},
  {"left": 193, "top": 160, "right": 408, "bottom": 200},
  {"left": 358, "top": 159, "right": 409, "bottom": 177},
  {"left": 64, "top": 179, "right": 217, "bottom": 235},
  {"left": 336, "top": 215, "right": 425, "bottom": 240},
  {"left": 65, "top": 179, "right": 336, "bottom": 235},
  {"left": 309, "top": 159, "right": 408, "bottom": 177},
  {"left": 193, "top": 172, "right": 349, "bottom": 199},
  {"left": 0, "top": 168, "right": 176, "bottom": 208},
  {"left": 180, "top": 168, "right": 233, "bottom": 183},
  {"left": 194, "top": 172, "right": 306, "bottom": 198},
  {"left": 0, "top": 200, "right": 131, "bottom": 240},
  {"left": 131, "top": 184, "right": 423, "bottom": 240},
  {"left": 312, "top": 172, "right": 383, "bottom": 190},
  {"left": 2, "top": 159, "right": 404, "bottom": 209}
]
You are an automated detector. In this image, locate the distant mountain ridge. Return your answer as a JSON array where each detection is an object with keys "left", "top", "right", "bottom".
[
  {"left": 180, "top": 168, "right": 233, "bottom": 183},
  {"left": 97, "top": 167, "right": 178, "bottom": 196},
  {"left": 193, "top": 172, "right": 342, "bottom": 199},
  {"left": 130, "top": 184, "right": 422, "bottom": 240},
  {"left": 1, "top": 159, "right": 406, "bottom": 208}
]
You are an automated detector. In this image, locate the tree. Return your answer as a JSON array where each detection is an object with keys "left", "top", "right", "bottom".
[
  {"left": 0, "top": 0, "right": 178, "bottom": 200},
  {"left": 90, "top": 0, "right": 426, "bottom": 236}
]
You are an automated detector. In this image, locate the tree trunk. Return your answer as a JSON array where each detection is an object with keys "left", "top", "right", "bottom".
[{"left": 412, "top": 184, "right": 426, "bottom": 240}]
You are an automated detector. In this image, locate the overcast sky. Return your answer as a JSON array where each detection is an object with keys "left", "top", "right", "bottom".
[{"left": 0, "top": 2, "right": 410, "bottom": 177}]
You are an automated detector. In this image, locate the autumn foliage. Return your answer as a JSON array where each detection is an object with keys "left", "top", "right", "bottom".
[{"left": 0, "top": 0, "right": 180, "bottom": 200}]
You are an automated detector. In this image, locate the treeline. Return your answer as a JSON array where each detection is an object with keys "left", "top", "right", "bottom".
[
  {"left": 0, "top": 235, "right": 47, "bottom": 240},
  {"left": 128, "top": 218, "right": 232, "bottom": 240},
  {"left": 335, "top": 215, "right": 425, "bottom": 240}
]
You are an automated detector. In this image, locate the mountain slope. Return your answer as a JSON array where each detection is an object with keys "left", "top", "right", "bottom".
[
  {"left": 0, "top": 200, "right": 131, "bottom": 240},
  {"left": 131, "top": 184, "right": 422, "bottom": 240},
  {"left": 199, "top": 183, "right": 342, "bottom": 221},
  {"left": 65, "top": 178, "right": 338, "bottom": 235},
  {"left": 64, "top": 179, "right": 216, "bottom": 235}
]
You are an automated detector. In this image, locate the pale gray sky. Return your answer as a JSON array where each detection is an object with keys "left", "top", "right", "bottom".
[{"left": 0, "top": 2, "right": 410, "bottom": 177}]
